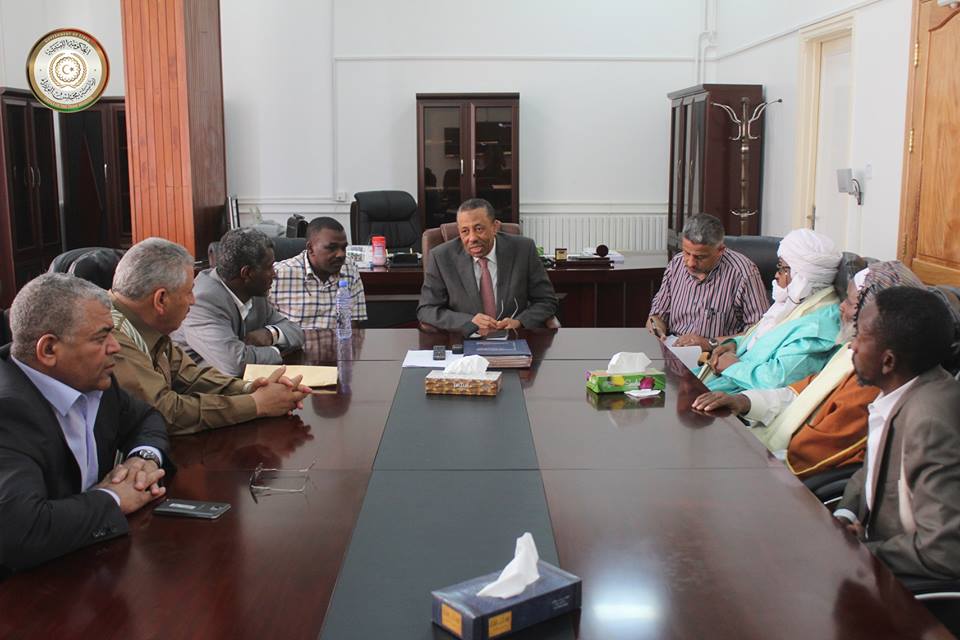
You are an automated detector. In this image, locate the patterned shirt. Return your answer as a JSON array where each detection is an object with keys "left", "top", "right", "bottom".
[
  {"left": 648, "top": 249, "right": 768, "bottom": 338},
  {"left": 270, "top": 251, "right": 368, "bottom": 329}
]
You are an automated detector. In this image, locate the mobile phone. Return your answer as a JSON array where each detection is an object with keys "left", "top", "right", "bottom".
[
  {"left": 432, "top": 345, "right": 446, "bottom": 360},
  {"left": 154, "top": 499, "right": 231, "bottom": 519}
]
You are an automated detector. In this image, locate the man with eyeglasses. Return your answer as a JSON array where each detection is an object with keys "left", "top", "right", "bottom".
[
  {"left": 693, "top": 261, "right": 924, "bottom": 478},
  {"left": 417, "top": 198, "right": 559, "bottom": 336},
  {"left": 700, "top": 228, "right": 843, "bottom": 394},
  {"left": 647, "top": 213, "right": 767, "bottom": 351}
]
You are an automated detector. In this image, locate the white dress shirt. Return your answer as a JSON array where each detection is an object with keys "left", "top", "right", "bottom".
[
  {"left": 11, "top": 356, "right": 162, "bottom": 506},
  {"left": 834, "top": 376, "right": 918, "bottom": 523},
  {"left": 211, "top": 269, "right": 286, "bottom": 352}
]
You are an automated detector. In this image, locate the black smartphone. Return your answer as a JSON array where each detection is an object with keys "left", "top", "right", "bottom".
[{"left": 154, "top": 499, "right": 231, "bottom": 519}]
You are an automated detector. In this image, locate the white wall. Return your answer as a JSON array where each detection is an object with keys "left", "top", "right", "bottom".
[
  {"left": 713, "top": 0, "right": 911, "bottom": 259},
  {"left": 220, "top": 0, "right": 702, "bottom": 252},
  {"left": 0, "top": 0, "right": 125, "bottom": 95},
  {"left": 0, "top": 1, "right": 913, "bottom": 257}
]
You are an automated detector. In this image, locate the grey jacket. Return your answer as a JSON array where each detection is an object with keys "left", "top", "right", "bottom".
[
  {"left": 417, "top": 233, "right": 559, "bottom": 334},
  {"left": 838, "top": 366, "right": 960, "bottom": 580},
  {"left": 173, "top": 269, "right": 305, "bottom": 377}
]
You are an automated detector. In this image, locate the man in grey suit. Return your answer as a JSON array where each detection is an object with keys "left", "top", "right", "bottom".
[
  {"left": 174, "top": 229, "right": 305, "bottom": 377},
  {"left": 417, "top": 198, "right": 559, "bottom": 335},
  {"left": 834, "top": 286, "right": 960, "bottom": 581}
]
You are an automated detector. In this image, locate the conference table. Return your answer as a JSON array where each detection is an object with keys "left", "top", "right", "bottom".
[{"left": 0, "top": 329, "right": 949, "bottom": 639}]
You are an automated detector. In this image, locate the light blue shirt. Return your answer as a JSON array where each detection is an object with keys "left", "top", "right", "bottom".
[{"left": 11, "top": 356, "right": 161, "bottom": 505}]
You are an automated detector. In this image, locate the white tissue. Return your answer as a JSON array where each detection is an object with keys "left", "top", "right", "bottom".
[
  {"left": 476, "top": 532, "right": 540, "bottom": 598},
  {"left": 625, "top": 389, "right": 661, "bottom": 399},
  {"left": 607, "top": 352, "right": 652, "bottom": 374},
  {"left": 444, "top": 354, "right": 489, "bottom": 375}
]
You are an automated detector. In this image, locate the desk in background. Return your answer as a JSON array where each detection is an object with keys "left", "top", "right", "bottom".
[
  {"left": 0, "top": 329, "right": 948, "bottom": 639},
  {"left": 359, "top": 253, "right": 665, "bottom": 328}
]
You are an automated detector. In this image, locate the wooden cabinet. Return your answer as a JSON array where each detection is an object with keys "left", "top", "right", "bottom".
[
  {"left": 667, "top": 84, "right": 765, "bottom": 254},
  {"left": 0, "top": 88, "right": 61, "bottom": 307},
  {"left": 59, "top": 98, "right": 132, "bottom": 250},
  {"left": 417, "top": 93, "right": 519, "bottom": 228}
]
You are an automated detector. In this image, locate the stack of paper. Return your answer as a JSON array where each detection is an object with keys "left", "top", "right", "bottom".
[{"left": 242, "top": 364, "right": 338, "bottom": 388}]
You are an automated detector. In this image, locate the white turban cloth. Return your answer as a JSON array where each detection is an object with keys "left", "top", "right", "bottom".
[{"left": 748, "top": 228, "right": 842, "bottom": 348}]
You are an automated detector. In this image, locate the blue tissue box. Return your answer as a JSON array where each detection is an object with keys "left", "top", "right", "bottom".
[{"left": 431, "top": 560, "right": 581, "bottom": 639}]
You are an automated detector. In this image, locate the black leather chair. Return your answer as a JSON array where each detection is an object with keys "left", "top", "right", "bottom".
[
  {"left": 48, "top": 247, "right": 125, "bottom": 290},
  {"left": 722, "top": 235, "right": 781, "bottom": 297},
  {"left": 207, "top": 237, "right": 306, "bottom": 268},
  {"left": 350, "top": 191, "right": 421, "bottom": 252}
]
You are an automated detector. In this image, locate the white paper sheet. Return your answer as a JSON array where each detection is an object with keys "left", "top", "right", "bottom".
[{"left": 401, "top": 350, "right": 464, "bottom": 368}]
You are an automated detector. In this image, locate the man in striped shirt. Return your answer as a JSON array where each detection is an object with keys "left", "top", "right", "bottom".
[
  {"left": 647, "top": 214, "right": 767, "bottom": 351},
  {"left": 270, "top": 217, "right": 368, "bottom": 330}
]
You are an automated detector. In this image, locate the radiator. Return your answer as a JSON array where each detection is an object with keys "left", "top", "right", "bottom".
[{"left": 519, "top": 213, "right": 667, "bottom": 254}]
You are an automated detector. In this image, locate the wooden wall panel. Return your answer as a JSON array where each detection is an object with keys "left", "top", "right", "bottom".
[{"left": 120, "top": 0, "right": 225, "bottom": 258}]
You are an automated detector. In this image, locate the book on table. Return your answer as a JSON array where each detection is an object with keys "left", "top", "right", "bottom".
[{"left": 463, "top": 339, "right": 532, "bottom": 368}]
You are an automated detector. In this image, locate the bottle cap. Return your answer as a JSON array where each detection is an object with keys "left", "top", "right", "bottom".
[{"left": 339, "top": 279, "right": 349, "bottom": 287}]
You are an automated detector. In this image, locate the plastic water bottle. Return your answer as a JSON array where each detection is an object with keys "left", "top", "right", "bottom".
[{"left": 336, "top": 279, "right": 352, "bottom": 340}]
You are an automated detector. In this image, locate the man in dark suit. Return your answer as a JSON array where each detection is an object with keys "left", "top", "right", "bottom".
[
  {"left": 174, "top": 228, "right": 305, "bottom": 376},
  {"left": 0, "top": 274, "right": 172, "bottom": 573},
  {"left": 835, "top": 286, "right": 960, "bottom": 581},
  {"left": 417, "top": 198, "right": 559, "bottom": 335}
]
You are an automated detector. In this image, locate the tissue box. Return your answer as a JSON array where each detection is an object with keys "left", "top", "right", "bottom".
[
  {"left": 425, "top": 371, "right": 503, "bottom": 396},
  {"left": 431, "top": 561, "right": 581, "bottom": 640},
  {"left": 585, "top": 369, "right": 665, "bottom": 394}
]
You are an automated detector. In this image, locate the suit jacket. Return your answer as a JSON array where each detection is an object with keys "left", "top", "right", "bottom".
[
  {"left": 838, "top": 366, "right": 960, "bottom": 580},
  {"left": 417, "top": 233, "right": 559, "bottom": 334},
  {"left": 174, "top": 269, "right": 305, "bottom": 377},
  {"left": 0, "top": 345, "right": 172, "bottom": 573}
]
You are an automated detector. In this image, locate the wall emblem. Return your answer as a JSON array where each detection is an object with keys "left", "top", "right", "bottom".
[{"left": 26, "top": 28, "right": 109, "bottom": 112}]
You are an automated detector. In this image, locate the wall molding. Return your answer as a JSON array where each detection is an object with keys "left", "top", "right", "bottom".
[
  {"left": 236, "top": 197, "right": 668, "bottom": 217},
  {"left": 334, "top": 54, "right": 695, "bottom": 63},
  {"left": 712, "top": 0, "right": 884, "bottom": 60}
]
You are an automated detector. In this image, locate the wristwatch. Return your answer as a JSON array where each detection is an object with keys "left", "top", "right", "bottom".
[
  {"left": 129, "top": 449, "right": 162, "bottom": 467},
  {"left": 707, "top": 338, "right": 720, "bottom": 351}
]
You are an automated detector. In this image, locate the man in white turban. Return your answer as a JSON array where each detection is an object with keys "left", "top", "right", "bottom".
[
  {"left": 700, "top": 228, "right": 843, "bottom": 394},
  {"left": 747, "top": 228, "right": 843, "bottom": 348}
]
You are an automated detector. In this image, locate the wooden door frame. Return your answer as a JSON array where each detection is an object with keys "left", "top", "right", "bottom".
[
  {"left": 898, "top": 0, "right": 960, "bottom": 283},
  {"left": 792, "top": 15, "right": 855, "bottom": 231}
]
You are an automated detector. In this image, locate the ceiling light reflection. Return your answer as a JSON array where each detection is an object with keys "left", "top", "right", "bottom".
[{"left": 593, "top": 602, "right": 660, "bottom": 621}]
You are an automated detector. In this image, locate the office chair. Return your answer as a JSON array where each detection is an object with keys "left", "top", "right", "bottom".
[
  {"left": 48, "top": 247, "right": 125, "bottom": 290},
  {"left": 208, "top": 237, "right": 306, "bottom": 267},
  {"left": 722, "top": 235, "right": 781, "bottom": 297},
  {"left": 802, "top": 464, "right": 861, "bottom": 509},
  {"left": 350, "top": 191, "right": 421, "bottom": 252},
  {"left": 421, "top": 222, "right": 522, "bottom": 267}
]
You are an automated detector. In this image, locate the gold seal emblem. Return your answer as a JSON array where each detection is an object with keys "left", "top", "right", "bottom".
[{"left": 26, "top": 28, "right": 109, "bottom": 112}]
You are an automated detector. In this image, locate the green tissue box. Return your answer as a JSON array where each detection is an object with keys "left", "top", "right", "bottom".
[{"left": 585, "top": 369, "right": 665, "bottom": 394}]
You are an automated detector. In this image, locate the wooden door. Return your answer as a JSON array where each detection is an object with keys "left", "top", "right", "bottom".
[{"left": 899, "top": 1, "right": 960, "bottom": 284}]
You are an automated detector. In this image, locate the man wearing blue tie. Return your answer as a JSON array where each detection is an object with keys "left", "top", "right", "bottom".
[{"left": 0, "top": 274, "right": 172, "bottom": 574}]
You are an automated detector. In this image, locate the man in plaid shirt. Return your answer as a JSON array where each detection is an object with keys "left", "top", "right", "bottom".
[{"left": 270, "top": 217, "right": 367, "bottom": 329}]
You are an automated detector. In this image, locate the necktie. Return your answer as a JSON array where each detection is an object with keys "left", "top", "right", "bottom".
[{"left": 479, "top": 257, "right": 496, "bottom": 317}]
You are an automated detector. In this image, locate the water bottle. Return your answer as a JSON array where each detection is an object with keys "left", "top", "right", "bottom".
[{"left": 336, "top": 279, "right": 352, "bottom": 340}]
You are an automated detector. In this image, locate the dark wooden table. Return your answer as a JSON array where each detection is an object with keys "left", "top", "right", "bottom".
[
  {"left": 359, "top": 254, "right": 666, "bottom": 328},
  {"left": 0, "top": 329, "right": 948, "bottom": 639}
]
